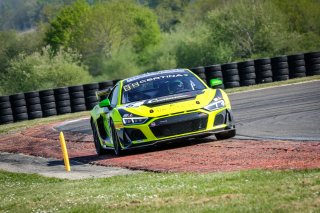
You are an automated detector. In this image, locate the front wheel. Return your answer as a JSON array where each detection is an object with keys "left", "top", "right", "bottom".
[
  {"left": 110, "top": 121, "right": 122, "bottom": 156},
  {"left": 215, "top": 129, "right": 236, "bottom": 140},
  {"left": 92, "top": 122, "right": 108, "bottom": 155}
]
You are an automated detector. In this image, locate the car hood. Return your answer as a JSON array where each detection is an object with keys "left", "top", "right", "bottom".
[{"left": 118, "top": 89, "right": 216, "bottom": 117}]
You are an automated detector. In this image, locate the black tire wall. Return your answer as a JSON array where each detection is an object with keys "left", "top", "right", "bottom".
[{"left": 1, "top": 50, "right": 319, "bottom": 124}]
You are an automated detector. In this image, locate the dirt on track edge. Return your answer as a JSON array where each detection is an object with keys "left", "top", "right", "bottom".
[{"left": 0, "top": 120, "right": 320, "bottom": 175}]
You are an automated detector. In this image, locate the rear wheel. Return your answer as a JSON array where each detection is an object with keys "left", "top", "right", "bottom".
[
  {"left": 110, "top": 121, "right": 122, "bottom": 156},
  {"left": 92, "top": 121, "right": 108, "bottom": 155},
  {"left": 215, "top": 129, "right": 236, "bottom": 140}
]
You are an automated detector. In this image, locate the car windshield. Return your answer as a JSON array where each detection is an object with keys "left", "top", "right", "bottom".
[{"left": 121, "top": 71, "right": 206, "bottom": 104}]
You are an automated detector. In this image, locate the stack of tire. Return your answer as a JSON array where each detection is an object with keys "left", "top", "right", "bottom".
[
  {"left": 254, "top": 58, "right": 273, "bottom": 84},
  {"left": 0, "top": 96, "right": 13, "bottom": 124},
  {"left": 237, "top": 60, "right": 256, "bottom": 86},
  {"left": 40, "top": 89, "right": 57, "bottom": 117},
  {"left": 54, "top": 87, "right": 71, "bottom": 115},
  {"left": 10, "top": 93, "right": 28, "bottom": 122},
  {"left": 84, "top": 83, "right": 99, "bottom": 110},
  {"left": 25, "top": 91, "right": 42, "bottom": 120},
  {"left": 288, "top": 53, "right": 306, "bottom": 79},
  {"left": 99, "top": 80, "right": 114, "bottom": 91},
  {"left": 271, "top": 56, "right": 289, "bottom": 82},
  {"left": 69, "top": 85, "right": 86, "bottom": 113},
  {"left": 190, "top": 67, "right": 207, "bottom": 83},
  {"left": 221, "top": 63, "right": 240, "bottom": 88},
  {"left": 204, "top": 65, "right": 224, "bottom": 88},
  {"left": 305, "top": 51, "right": 320, "bottom": 76}
]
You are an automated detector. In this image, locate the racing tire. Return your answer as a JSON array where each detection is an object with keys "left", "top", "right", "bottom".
[
  {"left": 0, "top": 101, "right": 11, "bottom": 109},
  {"left": 26, "top": 97, "right": 41, "bottom": 105},
  {"left": 39, "top": 89, "right": 54, "bottom": 97},
  {"left": 274, "top": 68, "right": 289, "bottom": 75},
  {"left": 256, "top": 64, "right": 272, "bottom": 71},
  {"left": 28, "top": 111, "right": 43, "bottom": 120},
  {"left": 257, "top": 77, "right": 273, "bottom": 84},
  {"left": 240, "top": 72, "right": 256, "bottom": 79},
  {"left": 41, "top": 102, "right": 56, "bottom": 110},
  {"left": 215, "top": 129, "right": 236, "bottom": 140},
  {"left": 238, "top": 60, "right": 254, "bottom": 68},
  {"left": 70, "top": 91, "right": 85, "bottom": 99},
  {"left": 240, "top": 79, "right": 256, "bottom": 86},
  {"left": 84, "top": 83, "right": 99, "bottom": 90},
  {"left": 223, "top": 69, "right": 238, "bottom": 76},
  {"left": 224, "top": 82, "right": 240, "bottom": 88},
  {"left": 238, "top": 66, "right": 255, "bottom": 74},
  {"left": 43, "top": 109, "right": 57, "bottom": 117},
  {"left": 68, "top": 85, "right": 83, "bottom": 93},
  {"left": 12, "top": 99, "right": 26, "bottom": 107},
  {"left": 273, "top": 75, "right": 289, "bottom": 81},
  {"left": 0, "top": 108, "right": 13, "bottom": 116},
  {"left": 12, "top": 106, "right": 27, "bottom": 114},
  {"left": 224, "top": 75, "right": 240, "bottom": 82},
  {"left": 271, "top": 62, "right": 288, "bottom": 69},
  {"left": 254, "top": 58, "right": 271, "bottom": 65},
  {"left": 257, "top": 70, "right": 272, "bottom": 78},
  {"left": 57, "top": 106, "right": 71, "bottom": 115},
  {"left": 288, "top": 54, "right": 304, "bottom": 61},
  {"left": 40, "top": 95, "right": 55, "bottom": 103},
  {"left": 71, "top": 105, "right": 86, "bottom": 112},
  {"left": 14, "top": 113, "right": 28, "bottom": 121},
  {"left": 0, "top": 96, "right": 10, "bottom": 102},
  {"left": 222, "top": 63, "right": 237, "bottom": 70},
  {"left": 54, "top": 87, "right": 69, "bottom": 95},
  {"left": 0, "top": 115, "right": 14, "bottom": 124},
  {"left": 55, "top": 93, "right": 70, "bottom": 101},
  {"left": 271, "top": 56, "right": 287, "bottom": 63},
  {"left": 92, "top": 122, "right": 108, "bottom": 155},
  {"left": 289, "top": 60, "right": 305, "bottom": 67},
  {"left": 110, "top": 121, "right": 122, "bottom": 156},
  {"left": 27, "top": 104, "right": 42, "bottom": 112}
]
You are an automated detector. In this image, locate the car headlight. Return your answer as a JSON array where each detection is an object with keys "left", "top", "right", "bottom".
[
  {"left": 204, "top": 89, "right": 225, "bottom": 111},
  {"left": 204, "top": 99, "right": 225, "bottom": 111},
  {"left": 122, "top": 114, "right": 149, "bottom": 125}
]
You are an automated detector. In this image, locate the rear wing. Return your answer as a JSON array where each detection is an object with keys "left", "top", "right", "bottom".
[{"left": 96, "top": 87, "right": 112, "bottom": 101}]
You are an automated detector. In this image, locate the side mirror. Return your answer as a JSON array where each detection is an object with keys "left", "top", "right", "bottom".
[
  {"left": 99, "top": 99, "right": 111, "bottom": 108},
  {"left": 209, "top": 78, "right": 223, "bottom": 88}
]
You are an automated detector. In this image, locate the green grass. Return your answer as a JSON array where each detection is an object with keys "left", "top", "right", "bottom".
[
  {"left": 0, "top": 111, "right": 89, "bottom": 134},
  {"left": 0, "top": 169, "right": 319, "bottom": 212}
]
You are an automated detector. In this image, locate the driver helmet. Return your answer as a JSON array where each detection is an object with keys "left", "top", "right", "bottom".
[{"left": 169, "top": 79, "right": 184, "bottom": 93}]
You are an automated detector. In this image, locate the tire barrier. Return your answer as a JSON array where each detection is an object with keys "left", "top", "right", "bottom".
[
  {"left": 83, "top": 83, "right": 99, "bottom": 110},
  {"left": 204, "top": 65, "right": 224, "bottom": 88},
  {"left": 25, "top": 91, "right": 43, "bottom": 120},
  {"left": 0, "top": 96, "right": 13, "bottom": 124},
  {"left": 69, "top": 85, "right": 86, "bottom": 113},
  {"left": 238, "top": 60, "right": 256, "bottom": 86},
  {"left": 271, "top": 56, "right": 289, "bottom": 82},
  {"left": 288, "top": 54, "right": 306, "bottom": 79},
  {"left": 54, "top": 87, "right": 71, "bottom": 115},
  {"left": 305, "top": 51, "right": 320, "bottom": 76},
  {"left": 1, "top": 51, "right": 319, "bottom": 124},
  {"left": 254, "top": 58, "right": 273, "bottom": 84},
  {"left": 190, "top": 67, "right": 207, "bottom": 84},
  {"left": 40, "top": 89, "right": 57, "bottom": 117},
  {"left": 221, "top": 62, "right": 240, "bottom": 88},
  {"left": 10, "top": 93, "right": 28, "bottom": 122}
]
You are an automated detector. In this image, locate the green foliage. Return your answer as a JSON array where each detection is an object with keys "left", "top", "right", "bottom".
[
  {"left": 46, "top": 0, "right": 161, "bottom": 76},
  {"left": 1, "top": 46, "right": 92, "bottom": 94}
]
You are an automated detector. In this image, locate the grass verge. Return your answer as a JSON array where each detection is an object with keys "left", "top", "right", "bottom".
[
  {"left": 0, "top": 169, "right": 319, "bottom": 212},
  {"left": 0, "top": 111, "right": 89, "bottom": 134}
]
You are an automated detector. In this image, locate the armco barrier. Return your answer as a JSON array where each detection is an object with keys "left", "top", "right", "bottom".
[{"left": 1, "top": 51, "right": 319, "bottom": 125}]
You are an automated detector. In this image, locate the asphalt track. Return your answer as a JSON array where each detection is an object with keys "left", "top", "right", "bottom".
[{"left": 56, "top": 80, "right": 320, "bottom": 141}]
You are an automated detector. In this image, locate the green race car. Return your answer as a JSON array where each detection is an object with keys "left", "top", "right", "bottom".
[{"left": 90, "top": 69, "right": 236, "bottom": 156}]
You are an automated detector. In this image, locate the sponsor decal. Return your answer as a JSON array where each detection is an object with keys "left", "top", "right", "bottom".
[
  {"left": 145, "top": 94, "right": 190, "bottom": 104},
  {"left": 125, "top": 69, "right": 187, "bottom": 83},
  {"left": 123, "top": 73, "right": 189, "bottom": 91}
]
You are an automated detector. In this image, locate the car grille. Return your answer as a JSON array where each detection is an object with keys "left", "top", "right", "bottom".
[{"left": 149, "top": 112, "right": 208, "bottom": 138}]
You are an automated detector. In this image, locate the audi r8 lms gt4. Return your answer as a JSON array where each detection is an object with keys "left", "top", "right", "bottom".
[{"left": 90, "top": 69, "right": 236, "bottom": 156}]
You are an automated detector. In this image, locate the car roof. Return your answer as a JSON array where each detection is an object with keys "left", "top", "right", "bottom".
[{"left": 122, "top": 69, "right": 190, "bottom": 84}]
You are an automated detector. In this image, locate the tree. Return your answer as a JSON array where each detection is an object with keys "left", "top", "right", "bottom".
[{"left": 1, "top": 46, "right": 92, "bottom": 94}]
